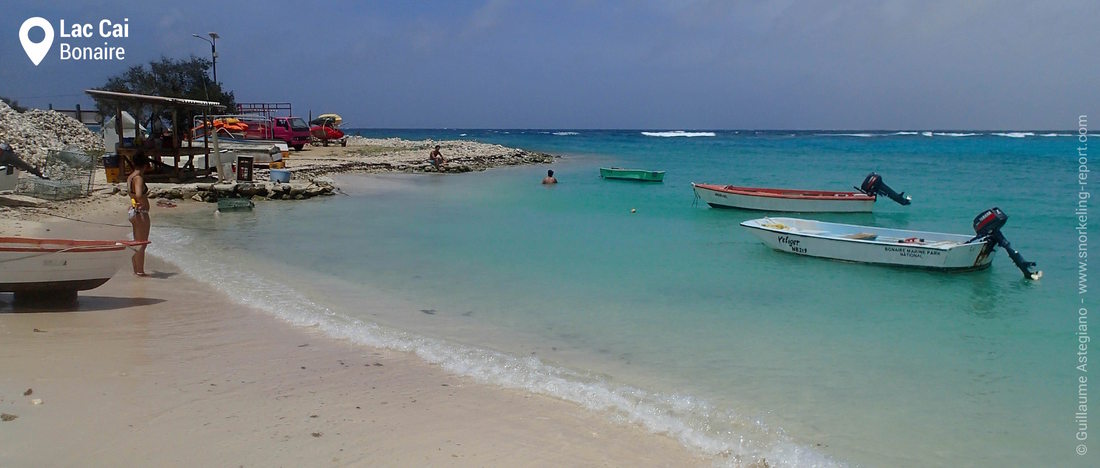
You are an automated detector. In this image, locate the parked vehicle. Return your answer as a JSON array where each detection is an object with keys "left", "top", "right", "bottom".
[
  {"left": 265, "top": 116, "right": 311, "bottom": 151},
  {"left": 234, "top": 103, "right": 312, "bottom": 151}
]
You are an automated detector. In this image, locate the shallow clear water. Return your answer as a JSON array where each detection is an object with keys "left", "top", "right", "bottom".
[{"left": 154, "top": 131, "right": 1087, "bottom": 467}]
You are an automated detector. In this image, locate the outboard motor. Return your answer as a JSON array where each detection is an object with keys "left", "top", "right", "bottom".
[
  {"left": 970, "top": 207, "right": 1042, "bottom": 280},
  {"left": 858, "top": 172, "right": 911, "bottom": 205}
]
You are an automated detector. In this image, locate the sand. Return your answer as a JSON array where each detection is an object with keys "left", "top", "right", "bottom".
[{"left": 0, "top": 208, "right": 708, "bottom": 466}]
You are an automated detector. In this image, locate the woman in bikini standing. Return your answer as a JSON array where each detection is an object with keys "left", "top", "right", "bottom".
[{"left": 127, "top": 152, "right": 152, "bottom": 276}]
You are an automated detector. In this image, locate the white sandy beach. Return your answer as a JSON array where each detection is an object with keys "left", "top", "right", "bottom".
[{"left": 0, "top": 209, "right": 709, "bottom": 467}]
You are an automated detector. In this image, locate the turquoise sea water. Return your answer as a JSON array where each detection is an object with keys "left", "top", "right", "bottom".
[{"left": 153, "top": 130, "right": 1089, "bottom": 467}]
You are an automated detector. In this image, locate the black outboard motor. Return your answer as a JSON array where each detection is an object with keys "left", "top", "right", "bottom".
[
  {"left": 970, "top": 207, "right": 1042, "bottom": 280},
  {"left": 858, "top": 172, "right": 911, "bottom": 205},
  {"left": 0, "top": 142, "right": 47, "bottom": 179}
]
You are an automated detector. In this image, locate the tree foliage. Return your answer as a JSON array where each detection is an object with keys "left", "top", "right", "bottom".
[
  {"left": 1, "top": 96, "right": 28, "bottom": 113},
  {"left": 93, "top": 55, "right": 235, "bottom": 125}
]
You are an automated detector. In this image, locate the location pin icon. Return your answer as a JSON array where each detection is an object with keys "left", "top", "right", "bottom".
[{"left": 19, "top": 17, "right": 54, "bottom": 66}]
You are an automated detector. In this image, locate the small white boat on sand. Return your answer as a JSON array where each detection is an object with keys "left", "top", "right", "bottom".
[
  {"left": 693, "top": 173, "right": 910, "bottom": 213},
  {"left": 740, "top": 207, "right": 1041, "bottom": 279},
  {"left": 0, "top": 237, "right": 148, "bottom": 305}
]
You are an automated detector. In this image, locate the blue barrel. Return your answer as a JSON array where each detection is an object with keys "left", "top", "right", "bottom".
[{"left": 269, "top": 169, "right": 291, "bottom": 183}]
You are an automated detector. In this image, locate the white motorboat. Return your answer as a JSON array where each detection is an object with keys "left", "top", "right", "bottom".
[
  {"left": 740, "top": 208, "right": 1041, "bottom": 279},
  {"left": 0, "top": 237, "right": 148, "bottom": 305}
]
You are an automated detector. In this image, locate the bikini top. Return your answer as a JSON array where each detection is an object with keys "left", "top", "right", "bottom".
[{"left": 129, "top": 175, "right": 148, "bottom": 207}]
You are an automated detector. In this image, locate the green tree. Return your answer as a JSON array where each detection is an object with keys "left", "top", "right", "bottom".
[
  {"left": 93, "top": 55, "right": 235, "bottom": 128},
  {"left": 1, "top": 96, "right": 28, "bottom": 112}
]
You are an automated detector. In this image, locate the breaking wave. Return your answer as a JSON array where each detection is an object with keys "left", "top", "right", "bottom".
[
  {"left": 149, "top": 226, "right": 843, "bottom": 468},
  {"left": 933, "top": 132, "right": 979, "bottom": 137},
  {"left": 641, "top": 131, "right": 716, "bottom": 138}
]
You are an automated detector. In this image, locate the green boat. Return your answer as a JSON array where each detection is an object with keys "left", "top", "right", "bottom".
[
  {"left": 217, "top": 198, "right": 255, "bottom": 212},
  {"left": 599, "top": 167, "right": 665, "bottom": 182}
]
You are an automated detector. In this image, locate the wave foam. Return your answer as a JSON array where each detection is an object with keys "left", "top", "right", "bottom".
[
  {"left": 921, "top": 131, "right": 933, "bottom": 137},
  {"left": 553, "top": 131, "right": 579, "bottom": 136},
  {"left": 641, "top": 131, "right": 716, "bottom": 138},
  {"left": 892, "top": 131, "right": 919, "bottom": 135},
  {"left": 149, "top": 227, "right": 842, "bottom": 468},
  {"left": 933, "top": 132, "right": 979, "bottom": 137},
  {"left": 993, "top": 132, "right": 1034, "bottom": 138},
  {"left": 818, "top": 133, "right": 874, "bottom": 137}
]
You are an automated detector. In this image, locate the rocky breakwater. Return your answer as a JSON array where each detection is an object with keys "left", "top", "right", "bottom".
[
  {"left": 135, "top": 178, "right": 337, "bottom": 203},
  {"left": 288, "top": 136, "right": 556, "bottom": 178}
]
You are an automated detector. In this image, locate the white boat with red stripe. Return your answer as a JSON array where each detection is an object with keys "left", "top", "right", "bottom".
[
  {"left": 0, "top": 237, "right": 149, "bottom": 305},
  {"left": 693, "top": 173, "right": 910, "bottom": 213}
]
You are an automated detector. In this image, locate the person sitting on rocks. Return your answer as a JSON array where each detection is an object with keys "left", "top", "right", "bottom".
[{"left": 429, "top": 145, "right": 447, "bottom": 168}]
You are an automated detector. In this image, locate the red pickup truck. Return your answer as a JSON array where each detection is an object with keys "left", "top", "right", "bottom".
[{"left": 265, "top": 116, "right": 311, "bottom": 151}]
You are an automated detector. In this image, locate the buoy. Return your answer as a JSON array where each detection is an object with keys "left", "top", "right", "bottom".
[{"left": 630, "top": 208, "right": 636, "bottom": 213}]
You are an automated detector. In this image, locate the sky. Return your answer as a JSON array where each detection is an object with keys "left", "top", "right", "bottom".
[{"left": 0, "top": 0, "right": 1095, "bottom": 130}]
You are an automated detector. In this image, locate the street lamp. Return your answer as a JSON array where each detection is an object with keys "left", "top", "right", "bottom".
[{"left": 191, "top": 32, "right": 219, "bottom": 83}]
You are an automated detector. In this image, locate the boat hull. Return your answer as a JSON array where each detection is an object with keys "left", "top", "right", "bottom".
[
  {"left": 693, "top": 183, "right": 875, "bottom": 212},
  {"left": 740, "top": 217, "right": 996, "bottom": 270},
  {"left": 0, "top": 238, "right": 139, "bottom": 293},
  {"left": 600, "top": 168, "right": 665, "bottom": 182}
]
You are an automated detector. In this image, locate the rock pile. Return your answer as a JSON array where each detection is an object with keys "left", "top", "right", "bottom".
[
  {"left": 0, "top": 100, "right": 105, "bottom": 168},
  {"left": 136, "top": 180, "right": 337, "bottom": 202}
]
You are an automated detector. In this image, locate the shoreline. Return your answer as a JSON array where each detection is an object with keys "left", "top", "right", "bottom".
[
  {"left": 1, "top": 144, "right": 716, "bottom": 466},
  {"left": 0, "top": 213, "right": 710, "bottom": 466},
  {"left": 1, "top": 136, "right": 555, "bottom": 220}
]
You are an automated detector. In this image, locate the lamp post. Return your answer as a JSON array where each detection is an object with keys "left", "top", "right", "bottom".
[{"left": 191, "top": 32, "right": 219, "bottom": 83}]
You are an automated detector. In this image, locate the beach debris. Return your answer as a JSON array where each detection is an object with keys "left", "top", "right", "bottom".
[
  {"left": 31, "top": 399, "right": 42, "bottom": 405},
  {"left": 23, "top": 388, "right": 32, "bottom": 396},
  {"left": 419, "top": 309, "right": 436, "bottom": 315},
  {"left": 311, "top": 432, "right": 323, "bottom": 438},
  {"left": 32, "top": 328, "right": 45, "bottom": 333},
  {"left": 1, "top": 413, "right": 16, "bottom": 422},
  {"left": 297, "top": 343, "right": 309, "bottom": 347}
]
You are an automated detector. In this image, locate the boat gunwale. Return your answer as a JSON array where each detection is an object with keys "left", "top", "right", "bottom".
[
  {"left": 600, "top": 167, "right": 665, "bottom": 175},
  {"left": 0, "top": 237, "right": 147, "bottom": 254},
  {"left": 739, "top": 218, "right": 982, "bottom": 252},
  {"left": 693, "top": 183, "right": 875, "bottom": 202}
]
